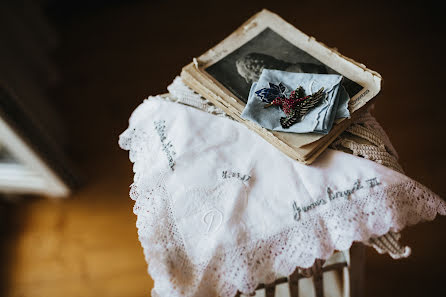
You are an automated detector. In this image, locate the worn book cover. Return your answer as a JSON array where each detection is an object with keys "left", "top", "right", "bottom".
[{"left": 181, "top": 9, "right": 381, "bottom": 164}]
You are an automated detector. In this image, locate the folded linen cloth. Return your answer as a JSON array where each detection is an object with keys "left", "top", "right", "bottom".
[
  {"left": 119, "top": 96, "right": 445, "bottom": 297},
  {"left": 241, "top": 69, "right": 350, "bottom": 134}
]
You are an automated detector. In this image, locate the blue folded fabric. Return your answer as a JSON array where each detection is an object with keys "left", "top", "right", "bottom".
[{"left": 241, "top": 69, "right": 350, "bottom": 134}]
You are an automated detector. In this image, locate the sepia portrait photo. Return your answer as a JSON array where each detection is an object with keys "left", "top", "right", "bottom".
[{"left": 205, "top": 28, "right": 363, "bottom": 104}]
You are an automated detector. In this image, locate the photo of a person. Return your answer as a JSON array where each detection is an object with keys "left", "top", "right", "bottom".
[
  {"left": 236, "top": 52, "right": 327, "bottom": 84},
  {"left": 206, "top": 28, "right": 363, "bottom": 103}
]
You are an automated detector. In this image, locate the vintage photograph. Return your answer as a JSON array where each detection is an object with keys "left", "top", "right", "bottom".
[{"left": 205, "top": 28, "right": 363, "bottom": 104}]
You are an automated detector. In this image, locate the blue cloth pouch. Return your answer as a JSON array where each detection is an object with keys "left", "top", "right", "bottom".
[{"left": 241, "top": 69, "right": 350, "bottom": 134}]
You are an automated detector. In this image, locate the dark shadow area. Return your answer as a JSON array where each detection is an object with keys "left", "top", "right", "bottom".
[{"left": 0, "top": 197, "right": 31, "bottom": 297}]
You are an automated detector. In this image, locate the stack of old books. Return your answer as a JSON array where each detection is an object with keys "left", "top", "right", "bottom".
[{"left": 181, "top": 9, "right": 381, "bottom": 164}]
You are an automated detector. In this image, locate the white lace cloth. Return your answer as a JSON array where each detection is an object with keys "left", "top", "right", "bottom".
[{"left": 119, "top": 94, "right": 445, "bottom": 297}]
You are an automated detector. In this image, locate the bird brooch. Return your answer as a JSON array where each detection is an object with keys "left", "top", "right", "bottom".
[{"left": 256, "top": 82, "right": 325, "bottom": 129}]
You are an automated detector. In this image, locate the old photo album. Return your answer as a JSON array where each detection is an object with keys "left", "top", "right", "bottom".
[{"left": 181, "top": 9, "right": 382, "bottom": 164}]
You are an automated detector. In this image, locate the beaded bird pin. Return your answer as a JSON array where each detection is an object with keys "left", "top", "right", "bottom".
[
  {"left": 255, "top": 82, "right": 287, "bottom": 103},
  {"left": 262, "top": 85, "right": 325, "bottom": 128}
]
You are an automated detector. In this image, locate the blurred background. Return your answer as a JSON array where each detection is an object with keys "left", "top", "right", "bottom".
[{"left": 0, "top": 0, "right": 445, "bottom": 296}]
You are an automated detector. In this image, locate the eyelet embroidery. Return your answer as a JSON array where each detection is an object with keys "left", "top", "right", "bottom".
[{"left": 154, "top": 120, "right": 176, "bottom": 170}]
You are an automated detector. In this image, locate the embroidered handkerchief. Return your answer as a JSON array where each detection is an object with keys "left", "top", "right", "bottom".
[
  {"left": 241, "top": 69, "right": 350, "bottom": 134},
  {"left": 120, "top": 97, "right": 445, "bottom": 297}
]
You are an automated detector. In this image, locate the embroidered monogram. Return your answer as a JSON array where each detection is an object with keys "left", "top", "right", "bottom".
[
  {"left": 154, "top": 120, "right": 176, "bottom": 170},
  {"left": 222, "top": 170, "right": 251, "bottom": 182},
  {"left": 202, "top": 209, "right": 224, "bottom": 233},
  {"left": 293, "top": 178, "right": 381, "bottom": 221}
]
